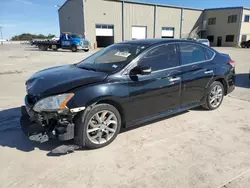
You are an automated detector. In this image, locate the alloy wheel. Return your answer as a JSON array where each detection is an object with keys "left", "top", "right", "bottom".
[
  {"left": 86, "top": 110, "right": 118, "bottom": 144},
  {"left": 209, "top": 85, "right": 223, "bottom": 108}
]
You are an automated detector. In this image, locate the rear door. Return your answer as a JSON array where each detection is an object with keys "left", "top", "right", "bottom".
[{"left": 178, "top": 43, "right": 216, "bottom": 107}]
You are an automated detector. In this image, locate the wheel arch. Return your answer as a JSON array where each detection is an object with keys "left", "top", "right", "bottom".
[
  {"left": 96, "top": 99, "right": 126, "bottom": 128},
  {"left": 214, "top": 77, "right": 228, "bottom": 95}
]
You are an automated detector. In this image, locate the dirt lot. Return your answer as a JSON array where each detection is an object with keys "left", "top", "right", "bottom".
[{"left": 0, "top": 44, "right": 250, "bottom": 188}]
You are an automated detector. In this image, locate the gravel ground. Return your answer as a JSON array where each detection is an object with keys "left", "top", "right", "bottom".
[{"left": 0, "top": 44, "right": 250, "bottom": 188}]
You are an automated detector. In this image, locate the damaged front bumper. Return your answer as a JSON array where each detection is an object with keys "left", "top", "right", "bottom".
[
  {"left": 20, "top": 106, "right": 75, "bottom": 143},
  {"left": 20, "top": 95, "right": 84, "bottom": 143}
]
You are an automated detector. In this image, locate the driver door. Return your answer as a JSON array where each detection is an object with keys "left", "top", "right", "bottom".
[
  {"left": 125, "top": 43, "right": 181, "bottom": 123},
  {"left": 61, "top": 34, "right": 71, "bottom": 49}
]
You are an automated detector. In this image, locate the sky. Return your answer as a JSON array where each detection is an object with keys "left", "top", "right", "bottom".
[{"left": 1, "top": 0, "right": 250, "bottom": 40}]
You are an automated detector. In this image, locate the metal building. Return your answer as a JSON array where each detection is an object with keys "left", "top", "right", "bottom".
[
  {"left": 203, "top": 7, "right": 250, "bottom": 47},
  {"left": 58, "top": 0, "right": 250, "bottom": 47}
]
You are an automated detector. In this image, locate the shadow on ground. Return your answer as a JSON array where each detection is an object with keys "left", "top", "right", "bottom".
[
  {"left": 0, "top": 107, "right": 191, "bottom": 155},
  {"left": 0, "top": 107, "right": 64, "bottom": 154},
  {"left": 235, "top": 73, "right": 250, "bottom": 89}
]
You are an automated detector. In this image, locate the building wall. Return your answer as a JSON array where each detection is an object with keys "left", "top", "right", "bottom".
[
  {"left": 84, "top": 0, "right": 122, "bottom": 47},
  {"left": 58, "top": 0, "right": 85, "bottom": 35},
  {"left": 155, "top": 6, "right": 181, "bottom": 38},
  {"left": 240, "top": 9, "right": 250, "bottom": 42},
  {"left": 124, "top": 3, "right": 154, "bottom": 40},
  {"left": 203, "top": 8, "right": 242, "bottom": 46},
  {"left": 58, "top": 0, "right": 207, "bottom": 47},
  {"left": 182, "top": 9, "right": 203, "bottom": 38}
]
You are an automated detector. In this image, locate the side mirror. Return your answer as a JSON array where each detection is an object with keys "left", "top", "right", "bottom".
[{"left": 131, "top": 66, "right": 152, "bottom": 75}]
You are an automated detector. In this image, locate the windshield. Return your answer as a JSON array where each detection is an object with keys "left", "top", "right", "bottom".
[
  {"left": 70, "top": 34, "right": 82, "bottom": 39},
  {"left": 77, "top": 43, "right": 148, "bottom": 72}
]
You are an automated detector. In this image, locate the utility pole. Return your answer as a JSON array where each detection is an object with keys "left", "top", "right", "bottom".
[{"left": 0, "top": 27, "right": 3, "bottom": 45}]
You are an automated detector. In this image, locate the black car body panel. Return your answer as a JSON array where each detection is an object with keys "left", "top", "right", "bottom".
[
  {"left": 20, "top": 39, "right": 235, "bottom": 144},
  {"left": 26, "top": 65, "right": 108, "bottom": 97}
]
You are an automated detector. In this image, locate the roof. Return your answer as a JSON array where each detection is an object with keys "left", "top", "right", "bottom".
[
  {"left": 58, "top": 0, "right": 248, "bottom": 13},
  {"left": 204, "top": 6, "right": 244, "bottom": 11},
  {"left": 121, "top": 38, "right": 199, "bottom": 46},
  {"left": 58, "top": 0, "right": 74, "bottom": 12},
  {"left": 106, "top": 0, "right": 202, "bottom": 11}
]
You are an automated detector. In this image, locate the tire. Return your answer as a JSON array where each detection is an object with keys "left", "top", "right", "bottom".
[
  {"left": 75, "top": 103, "right": 121, "bottom": 149},
  {"left": 40, "top": 45, "right": 48, "bottom": 51},
  {"left": 201, "top": 81, "right": 224, "bottom": 110},
  {"left": 71, "top": 45, "right": 78, "bottom": 52},
  {"left": 83, "top": 49, "right": 89, "bottom": 52}
]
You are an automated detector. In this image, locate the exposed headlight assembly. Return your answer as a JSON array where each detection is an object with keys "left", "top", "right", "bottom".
[{"left": 33, "top": 93, "right": 74, "bottom": 112}]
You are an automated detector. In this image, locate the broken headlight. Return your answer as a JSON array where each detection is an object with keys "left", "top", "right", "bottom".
[{"left": 33, "top": 93, "right": 74, "bottom": 112}]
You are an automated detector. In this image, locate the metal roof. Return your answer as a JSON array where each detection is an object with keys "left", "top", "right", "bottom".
[
  {"left": 119, "top": 0, "right": 203, "bottom": 11},
  {"left": 204, "top": 6, "right": 244, "bottom": 11},
  {"left": 58, "top": 0, "right": 249, "bottom": 13}
]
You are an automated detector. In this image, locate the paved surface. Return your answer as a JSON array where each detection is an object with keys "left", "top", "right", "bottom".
[{"left": 0, "top": 44, "right": 250, "bottom": 188}]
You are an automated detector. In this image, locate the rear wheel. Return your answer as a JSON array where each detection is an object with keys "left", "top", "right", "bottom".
[
  {"left": 75, "top": 104, "right": 121, "bottom": 149},
  {"left": 202, "top": 81, "right": 224, "bottom": 110},
  {"left": 40, "top": 45, "right": 48, "bottom": 51},
  {"left": 83, "top": 49, "right": 89, "bottom": 52}
]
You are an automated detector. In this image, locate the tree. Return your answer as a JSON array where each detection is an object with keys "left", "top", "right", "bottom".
[{"left": 11, "top": 33, "right": 57, "bottom": 41}]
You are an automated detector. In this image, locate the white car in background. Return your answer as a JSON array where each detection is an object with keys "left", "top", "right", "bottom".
[{"left": 197, "top": 39, "right": 210, "bottom": 46}]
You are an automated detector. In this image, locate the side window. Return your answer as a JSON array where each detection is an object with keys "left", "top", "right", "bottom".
[
  {"left": 179, "top": 43, "right": 206, "bottom": 65},
  {"left": 138, "top": 44, "right": 179, "bottom": 72},
  {"left": 205, "top": 49, "right": 215, "bottom": 60}
]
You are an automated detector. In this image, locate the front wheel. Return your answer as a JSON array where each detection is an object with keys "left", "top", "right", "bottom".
[
  {"left": 71, "top": 45, "right": 78, "bottom": 52},
  {"left": 75, "top": 104, "right": 121, "bottom": 149},
  {"left": 202, "top": 81, "right": 224, "bottom": 110},
  {"left": 83, "top": 49, "right": 89, "bottom": 52}
]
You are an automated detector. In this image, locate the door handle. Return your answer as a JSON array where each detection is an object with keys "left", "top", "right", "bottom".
[
  {"left": 169, "top": 77, "right": 181, "bottom": 82},
  {"left": 204, "top": 70, "right": 214, "bottom": 74}
]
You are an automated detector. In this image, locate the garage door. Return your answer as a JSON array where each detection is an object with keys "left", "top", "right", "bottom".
[
  {"left": 132, "top": 26, "right": 147, "bottom": 40},
  {"left": 96, "top": 24, "right": 114, "bottom": 47},
  {"left": 96, "top": 24, "right": 114, "bottom": 36},
  {"left": 162, "top": 27, "right": 174, "bottom": 38}
]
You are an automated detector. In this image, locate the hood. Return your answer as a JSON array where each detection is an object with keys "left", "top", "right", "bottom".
[{"left": 26, "top": 65, "right": 108, "bottom": 97}]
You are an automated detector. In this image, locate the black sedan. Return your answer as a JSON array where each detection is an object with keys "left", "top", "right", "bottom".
[{"left": 21, "top": 39, "right": 235, "bottom": 149}]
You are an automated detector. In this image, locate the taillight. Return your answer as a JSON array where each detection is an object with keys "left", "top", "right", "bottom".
[{"left": 229, "top": 60, "right": 235, "bottom": 69}]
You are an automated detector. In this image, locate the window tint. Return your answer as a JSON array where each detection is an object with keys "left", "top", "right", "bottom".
[
  {"left": 245, "top": 15, "right": 250, "bottom": 22},
  {"left": 226, "top": 35, "right": 234, "bottom": 42},
  {"left": 179, "top": 44, "right": 206, "bottom": 65},
  {"left": 138, "top": 44, "right": 178, "bottom": 71}
]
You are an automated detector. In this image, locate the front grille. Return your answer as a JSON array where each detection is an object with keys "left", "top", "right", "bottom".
[{"left": 27, "top": 94, "right": 39, "bottom": 105}]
